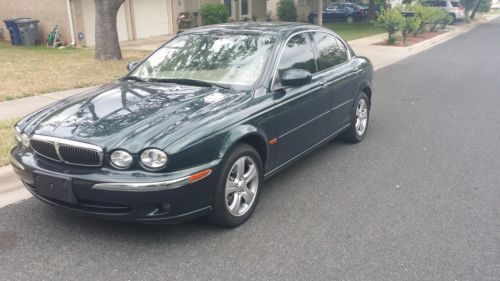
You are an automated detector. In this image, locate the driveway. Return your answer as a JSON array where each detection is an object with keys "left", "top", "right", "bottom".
[{"left": 0, "top": 19, "right": 499, "bottom": 281}]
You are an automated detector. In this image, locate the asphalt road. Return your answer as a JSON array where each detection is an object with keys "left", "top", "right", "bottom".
[{"left": 1, "top": 20, "right": 499, "bottom": 281}]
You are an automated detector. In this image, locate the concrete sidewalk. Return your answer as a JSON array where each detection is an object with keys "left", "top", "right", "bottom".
[
  {"left": 0, "top": 86, "right": 98, "bottom": 120},
  {"left": 0, "top": 14, "right": 497, "bottom": 208}
]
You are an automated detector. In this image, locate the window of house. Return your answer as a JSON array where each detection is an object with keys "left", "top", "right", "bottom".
[{"left": 241, "top": 0, "right": 249, "bottom": 17}]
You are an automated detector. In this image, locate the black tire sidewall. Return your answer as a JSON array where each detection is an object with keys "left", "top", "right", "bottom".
[{"left": 210, "top": 144, "right": 263, "bottom": 227}]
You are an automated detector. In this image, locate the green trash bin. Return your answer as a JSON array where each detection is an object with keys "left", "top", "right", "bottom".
[{"left": 15, "top": 19, "right": 39, "bottom": 46}]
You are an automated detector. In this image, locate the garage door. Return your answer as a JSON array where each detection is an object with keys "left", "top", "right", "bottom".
[
  {"left": 132, "top": 0, "right": 174, "bottom": 38},
  {"left": 81, "top": 0, "right": 129, "bottom": 46}
]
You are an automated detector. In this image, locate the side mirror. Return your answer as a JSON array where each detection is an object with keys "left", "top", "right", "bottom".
[
  {"left": 127, "top": 61, "right": 139, "bottom": 71},
  {"left": 281, "top": 69, "right": 312, "bottom": 87}
]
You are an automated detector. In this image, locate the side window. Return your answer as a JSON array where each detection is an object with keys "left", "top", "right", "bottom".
[
  {"left": 312, "top": 32, "right": 349, "bottom": 71},
  {"left": 274, "top": 33, "right": 317, "bottom": 87}
]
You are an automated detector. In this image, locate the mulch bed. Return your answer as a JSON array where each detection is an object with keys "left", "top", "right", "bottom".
[{"left": 374, "top": 30, "right": 448, "bottom": 47}]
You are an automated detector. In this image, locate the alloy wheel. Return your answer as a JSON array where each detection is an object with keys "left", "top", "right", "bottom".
[
  {"left": 225, "top": 156, "right": 259, "bottom": 217},
  {"left": 355, "top": 98, "right": 368, "bottom": 136}
]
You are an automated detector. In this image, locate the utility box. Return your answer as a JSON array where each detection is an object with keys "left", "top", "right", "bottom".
[
  {"left": 3, "top": 18, "right": 28, "bottom": 45},
  {"left": 15, "top": 19, "right": 39, "bottom": 46}
]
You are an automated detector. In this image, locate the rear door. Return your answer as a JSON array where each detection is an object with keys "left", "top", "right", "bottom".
[{"left": 311, "top": 32, "right": 359, "bottom": 133}]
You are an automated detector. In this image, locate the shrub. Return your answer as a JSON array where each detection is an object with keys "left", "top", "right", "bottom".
[
  {"left": 409, "top": 4, "right": 448, "bottom": 33},
  {"left": 277, "top": 0, "right": 298, "bottom": 22},
  {"left": 376, "top": 8, "right": 405, "bottom": 44},
  {"left": 200, "top": 3, "right": 229, "bottom": 25},
  {"left": 402, "top": 16, "right": 422, "bottom": 44}
]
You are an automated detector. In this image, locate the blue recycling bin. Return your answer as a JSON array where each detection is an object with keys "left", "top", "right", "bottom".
[{"left": 3, "top": 18, "right": 28, "bottom": 45}]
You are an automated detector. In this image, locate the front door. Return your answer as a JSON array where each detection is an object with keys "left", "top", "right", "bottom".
[{"left": 271, "top": 33, "right": 331, "bottom": 166}]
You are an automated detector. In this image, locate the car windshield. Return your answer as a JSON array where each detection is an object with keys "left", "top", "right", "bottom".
[{"left": 130, "top": 32, "right": 276, "bottom": 87}]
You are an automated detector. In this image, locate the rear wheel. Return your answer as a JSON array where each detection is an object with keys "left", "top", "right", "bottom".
[
  {"left": 340, "top": 92, "right": 370, "bottom": 143},
  {"left": 346, "top": 16, "right": 354, "bottom": 24},
  {"left": 209, "top": 144, "right": 263, "bottom": 227}
]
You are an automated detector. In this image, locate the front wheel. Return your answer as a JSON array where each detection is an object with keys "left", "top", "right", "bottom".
[
  {"left": 209, "top": 144, "right": 263, "bottom": 227},
  {"left": 346, "top": 16, "right": 354, "bottom": 24},
  {"left": 340, "top": 92, "right": 370, "bottom": 143}
]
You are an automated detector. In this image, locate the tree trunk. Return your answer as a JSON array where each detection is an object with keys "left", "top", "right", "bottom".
[
  {"left": 317, "top": 0, "right": 323, "bottom": 26},
  {"left": 470, "top": 0, "right": 482, "bottom": 20},
  {"left": 94, "top": 0, "right": 125, "bottom": 61},
  {"left": 368, "top": 0, "right": 375, "bottom": 21},
  {"left": 463, "top": 0, "right": 473, "bottom": 22}
]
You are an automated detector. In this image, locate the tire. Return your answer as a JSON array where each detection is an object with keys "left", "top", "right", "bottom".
[
  {"left": 346, "top": 16, "right": 354, "bottom": 24},
  {"left": 448, "top": 14, "right": 456, "bottom": 24},
  {"left": 340, "top": 92, "right": 370, "bottom": 143},
  {"left": 209, "top": 144, "right": 263, "bottom": 227}
]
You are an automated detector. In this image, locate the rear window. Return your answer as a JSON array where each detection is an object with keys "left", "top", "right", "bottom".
[{"left": 451, "top": 1, "right": 461, "bottom": 7}]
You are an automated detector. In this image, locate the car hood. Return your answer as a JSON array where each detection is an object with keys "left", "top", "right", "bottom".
[{"left": 21, "top": 81, "right": 251, "bottom": 153}]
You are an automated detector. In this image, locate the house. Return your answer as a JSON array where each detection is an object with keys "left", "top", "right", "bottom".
[{"left": 0, "top": 0, "right": 268, "bottom": 47}]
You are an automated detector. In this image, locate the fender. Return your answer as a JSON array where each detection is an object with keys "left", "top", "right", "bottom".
[{"left": 218, "top": 124, "right": 269, "bottom": 160}]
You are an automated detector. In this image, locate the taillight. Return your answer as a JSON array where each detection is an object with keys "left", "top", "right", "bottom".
[{"left": 458, "top": 3, "right": 464, "bottom": 10}]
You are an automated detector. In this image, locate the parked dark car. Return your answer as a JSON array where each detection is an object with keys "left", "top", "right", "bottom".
[
  {"left": 10, "top": 22, "right": 373, "bottom": 226},
  {"left": 309, "top": 3, "right": 367, "bottom": 23}
]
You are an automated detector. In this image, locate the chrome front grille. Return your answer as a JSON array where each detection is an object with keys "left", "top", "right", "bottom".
[
  {"left": 30, "top": 139, "right": 59, "bottom": 160},
  {"left": 30, "top": 135, "right": 103, "bottom": 167}
]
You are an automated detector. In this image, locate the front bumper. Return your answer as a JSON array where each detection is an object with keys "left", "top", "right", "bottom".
[{"left": 10, "top": 146, "right": 221, "bottom": 224}]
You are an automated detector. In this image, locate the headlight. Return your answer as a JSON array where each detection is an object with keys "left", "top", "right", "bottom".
[
  {"left": 13, "top": 126, "right": 21, "bottom": 143},
  {"left": 110, "top": 150, "right": 133, "bottom": 169},
  {"left": 21, "top": 134, "right": 30, "bottom": 148},
  {"left": 140, "top": 149, "right": 168, "bottom": 170}
]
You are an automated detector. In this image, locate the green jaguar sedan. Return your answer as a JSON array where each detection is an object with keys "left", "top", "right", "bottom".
[{"left": 10, "top": 22, "right": 373, "bottom": 226}]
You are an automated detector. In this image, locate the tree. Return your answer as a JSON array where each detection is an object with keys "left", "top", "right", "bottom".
[
  {"left": 471, "top": 0, "right": 492, "bottom": 19},
  {"left": 94, "top": 0, "right": 125, "bottom": 61},
  {"left": 368, "top": 0, "right": 375, "bottom": 20},
  {"left": 277, "top": 0, "right": 298, "bottom": 22},
  {"left": 376, "top": 8, "right": 405, "bottom": 44}
]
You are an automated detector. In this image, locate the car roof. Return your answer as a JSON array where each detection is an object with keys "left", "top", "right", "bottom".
[{"left": 181, "top": 22, "right": 328, "bottom": 37}]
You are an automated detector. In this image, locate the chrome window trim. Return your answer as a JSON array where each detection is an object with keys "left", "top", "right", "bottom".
[
  {"left": 270, "top": 29, "right": 352, "bottom": 91},
  {"left": 30, "top": 134, "right": 104, "bottom": 167}
]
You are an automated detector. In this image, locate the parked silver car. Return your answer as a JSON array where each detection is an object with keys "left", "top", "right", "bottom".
[{"left": 421, "top": 0, "right": 465, "bottom": 23}]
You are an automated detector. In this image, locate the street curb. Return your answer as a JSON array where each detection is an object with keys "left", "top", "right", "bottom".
[
  {"left": 408, "top": 14, "right": 500, "bottom": 54},
  {"left": 0, "top": 165, "right": 32, "bottom": 208},
  {"left": 370, "top": 14, "right": 500, "bottom": 71}
]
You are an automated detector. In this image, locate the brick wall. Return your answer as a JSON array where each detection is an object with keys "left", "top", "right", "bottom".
[{"left": 0, "top": 0, "right": 71, "bottom": 44}]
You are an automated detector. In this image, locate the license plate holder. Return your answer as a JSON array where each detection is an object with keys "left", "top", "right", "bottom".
[{"left": 33, "top": 172, "right": 75, "bottom": 203}]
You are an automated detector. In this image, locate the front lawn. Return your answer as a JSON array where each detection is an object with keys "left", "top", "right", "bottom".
[
  {"left": 0, "top": 42, "right": 150, "bottom": 101},
  {"left": 323, "top": 22, "right": 385, "bottom": 41},
  {"left": 0, "top": 118, "right": 18, "bottom": 166}
]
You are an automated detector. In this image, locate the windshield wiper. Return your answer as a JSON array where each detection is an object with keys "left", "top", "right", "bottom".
[
  {"left": 122, "top": 76, "right": 148, "bottom": 83},
  {"left": 148, "top": 78, "right": 230, "bottom": 90}
]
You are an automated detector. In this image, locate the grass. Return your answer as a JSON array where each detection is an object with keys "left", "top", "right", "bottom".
[
  {"left": 0, "top": 42, "right": 150, "bottom": 101},
  {"left": 0, "top": 118, "right": 19, "bottom": 166},
  {"left": 323, "top": 21, "right": 385, "bottom": 41}
]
